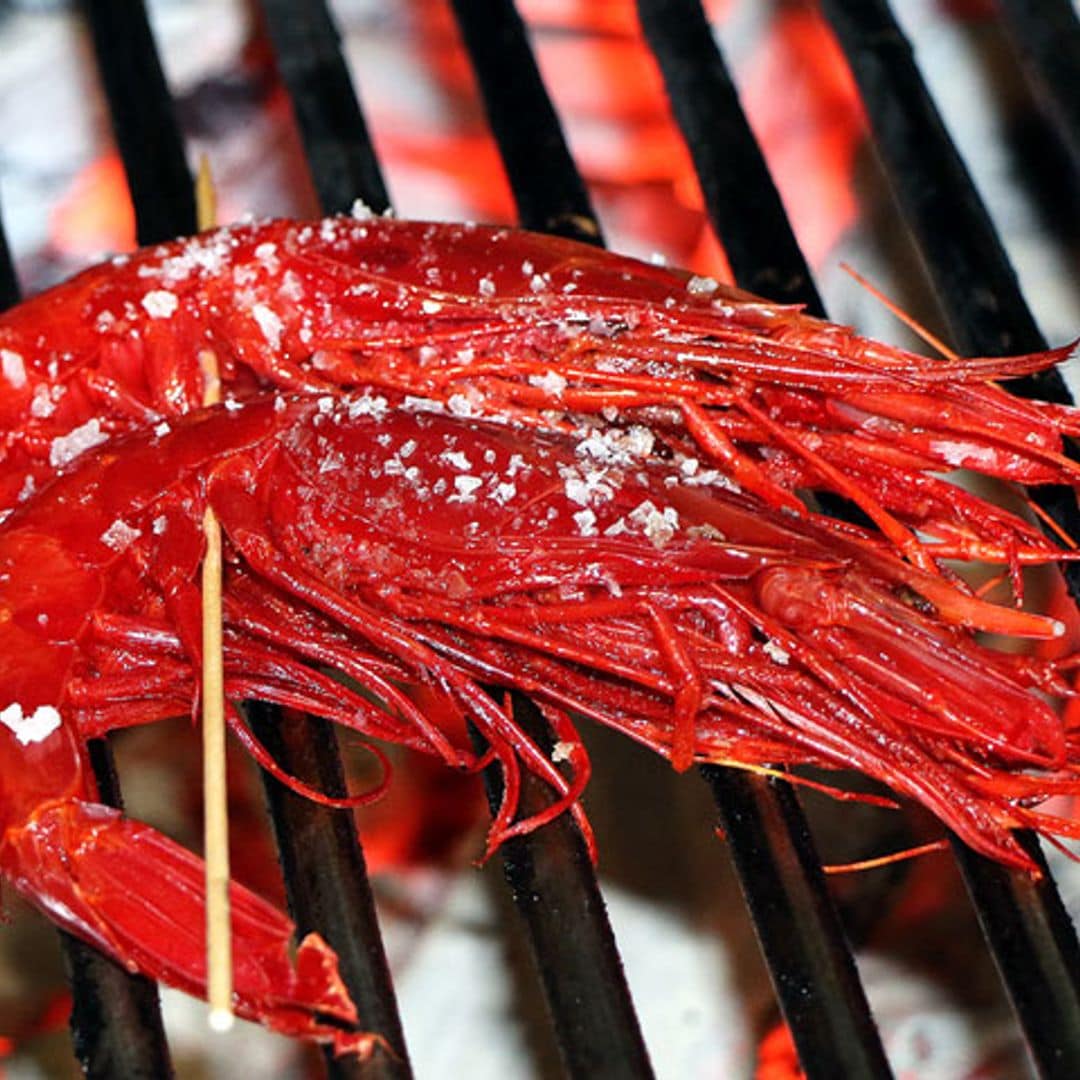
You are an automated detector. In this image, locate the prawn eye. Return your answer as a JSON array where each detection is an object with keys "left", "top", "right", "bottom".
[{"left": 753, "top": 566, "right": 848, "bottom": 629}]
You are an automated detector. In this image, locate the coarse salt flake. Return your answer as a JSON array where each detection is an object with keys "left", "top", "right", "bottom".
[
  {"left": 478, "top": 276, "right": 495, "bottom": 298},
  {"left": 252, "top": 303, "right": 283, "bottom": 348},
  {"left": 1, "top": 349, "right": 26, "bottom": 389},
  {"left": 449, "top": 475, "right": 482, "bottom": 502},
  {"left": 440, "top": 450, "right": 472, "bottom": 471},
  {"left": 686, "top": 275, "right": 719, "bottom": 296},
  {"left": 30, "top": 385, "right": 55, "bottom": 418},
  {"left": 0, "top": 703, "right": 62, "bottom": 745},
  {"left": 763, "top": 639, "right": 790, "bottom": 666},
  {"left": 421, "top": 299, "right": 443, "bottom": 314},
  {"left": 101, "top": 519, "right": 142, "bottom": 551},
  {"left": 49, "top": 418, "right": 109, "bottom": 468},
  {"left": 551, "top": 741, "right": 576, "bottom": 763},
  {"left": 573, "top": 508, "right": 598, "bottom": 536},
  {"left": 447, "top": 394, "right": 476, "bottom": 417},
  {"left": 529, "top": 371, "right": 567, "bottom": 398},
  {"left": 142, "top": 290, "right": 179, "bottom": 319}
]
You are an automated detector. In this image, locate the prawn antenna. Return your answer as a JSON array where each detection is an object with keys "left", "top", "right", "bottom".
[
  {"left": 197, "top": 154, "right": 234, "bottom": 1034},
  {"left": 839, "top": 262, "right": 959, "bottom": 361}
]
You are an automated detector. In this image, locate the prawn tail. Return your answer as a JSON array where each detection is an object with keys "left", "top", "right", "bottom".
[{"left": 0, "top": 799, "right": 371, "bottom": 1058}]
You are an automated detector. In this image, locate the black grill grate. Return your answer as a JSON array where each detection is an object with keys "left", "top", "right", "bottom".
[{"left": 2, "top": 1, "right": 1079, "bottom": 1077}]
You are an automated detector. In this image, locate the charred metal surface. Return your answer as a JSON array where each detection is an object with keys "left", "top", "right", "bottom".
[
  {"left": 951, "top": 834, "right": 1080, "bottom": 1079},
  {"left": 258, "top": 0, "right": 390, "bottom": 215},
  {"left": 0, "top": 218, "right": 18, "bottom": 311},
  {"left": 447, "top": 0, "right": 604, "bottom": 246},
  {"left": 473, "top": 698, "right": 654, "bottom": 1080},
  {"left": 705, "top": 768, "right": 892, "bottom": 1079},
  {"left": 635, "top": 0, "right": 824, "bottom": 312},
  {"left": 822, "top": 3, "right": 1080, "bottom": 1074},
  {"left": 998, "top": 0, "right": 1080, "bottom": 176},
  {"left": 247, "top": 704, "right": 412, "bottom": 1080},
  {"left": 79, "top": 0, "right": 196, "bottom": 244}
]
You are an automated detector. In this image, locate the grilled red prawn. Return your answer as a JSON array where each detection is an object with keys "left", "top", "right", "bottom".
[
  {"left": 2, "top": 383, "right": 1075, "bottom": 1032},
  {"left": 2, "top": 216, "right": 1078, "bottom": 584}
]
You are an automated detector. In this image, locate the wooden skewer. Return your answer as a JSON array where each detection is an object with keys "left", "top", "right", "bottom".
[{"left": 196, "top": 155, "right": 233, "bottom": 1033}]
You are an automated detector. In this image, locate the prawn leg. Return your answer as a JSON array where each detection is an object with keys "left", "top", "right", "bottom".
[{"left": 2, "top": 799, "right": 369, "bottom": 1055}]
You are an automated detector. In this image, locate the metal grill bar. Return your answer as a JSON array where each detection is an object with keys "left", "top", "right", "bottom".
[
  {"left": 446, "top": 0, "right": 603, "bottom": 246},
  {"left": 475, "top": 698, "right": 654, "bottom": 1079},
  {"left": 998, "top": 0, "right": 1080, "bottom": 175},
  {"left": 0, "top": 222, "right": 19, "bottom": 311},
  {"left": 246, "top": 705, "right": 411, "bottom": 1079},
  {"left": 636, "top": 4, "right": 891, "bottom": 1074},
  {"left": 79, "top": 0, "right": 196, "bottom": 243},
  {"left": 252, "top": 3, "right": 412, "bottom": 1074},
  {"left": 635, "top": 0, "right": 824, "bottom": 313},
  {"left": 444, "top": 2, "right": 665, "bottom": 1069},
  {"left": 258, "top": 0, "right": 390, "bottom": 215},
  {"left": 0, "top": 179, "right": 174, "bottom": 1077},
  {"left": 820, "top": 4, "right": 1080, "bottom": 1075},
  {"left": 703, "top": 768, "right": 891, "bottom": 1077}
]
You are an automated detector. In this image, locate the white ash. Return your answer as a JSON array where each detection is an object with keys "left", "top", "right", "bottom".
[
  {"left": 0, "top": 703, "right": 62, "bottom": 746},
  {"left": 49, "top": 417, "right": 109, "bottom": 468}
]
